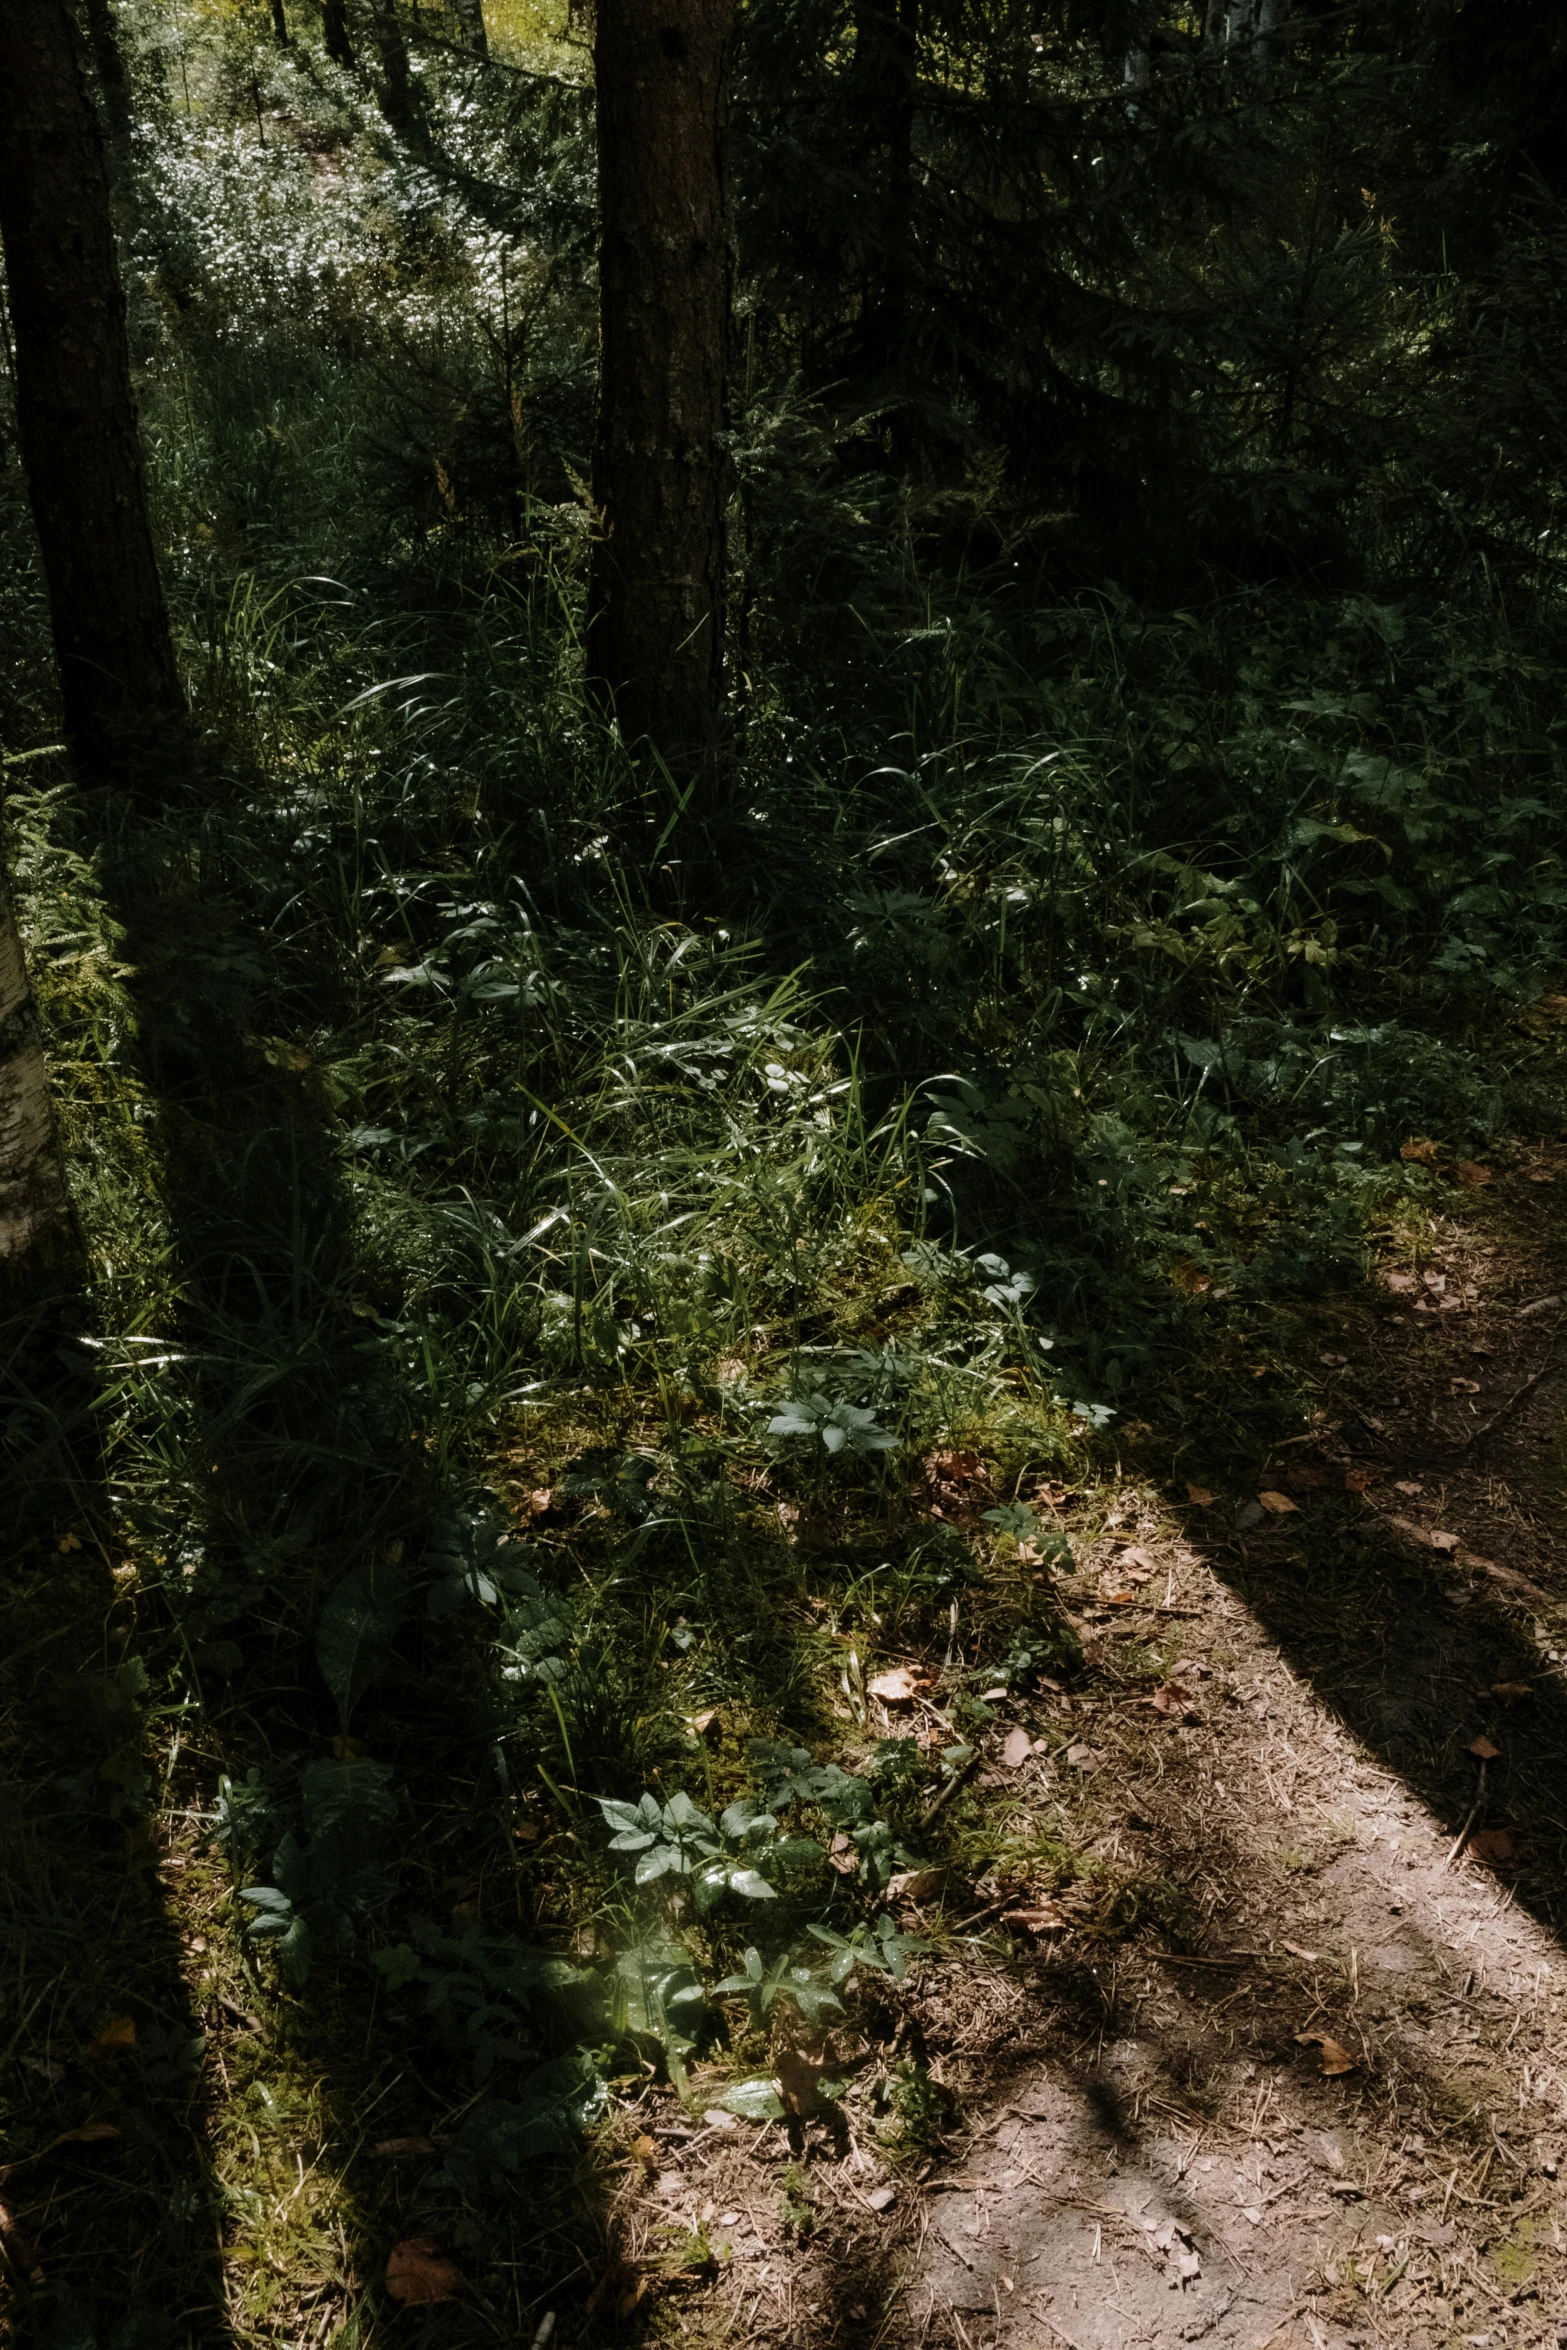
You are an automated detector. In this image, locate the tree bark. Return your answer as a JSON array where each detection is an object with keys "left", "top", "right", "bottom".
[
  {"left": 453, "top": 0, "right": 487, "bottom": 57},
  {"left": 587, "top": 0, "right": 733, "bottom": 763},
  {"left": 0, "top": 0, "right": 184, "bottom": 784},
  {"left": 0, "top": 821, "right": 81, "bottom": 1297},
  {"left": 270, "top": 0, "right": 290, "bottom": 44},
  {"left": 322, "top": 0, "right": 355, "bottom": 66},
  {"left": 853, "top": 0, "right": 919, "bottom": 386},
  {"left": 78, "top": 0, "right": 131, "bottom": 149}
]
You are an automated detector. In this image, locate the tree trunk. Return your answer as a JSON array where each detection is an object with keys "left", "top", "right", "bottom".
[
  {"left": 372, "top": 0, "right": 420, "bottom": 138},
  {"left": 270, "top": 0, "right": 290, "bottom": 43},
  {"left": 0, "top": 826, "right": 81, "bottom": 1297},
  {"left": 78, "top": 0, "right": 131, "bottom": 149},
  {"left": 453, "top": 0, "right": 487, "bottom": 57},
  {"left": 0, "top": 0, "right": 184, "bottom": 784},
  {"left": 853, "top": 0, "right": 919, "bottom": 387},
  {"left": 587, "top": 0, "right": 734, "bottom": 762},
  {"left": 322, "top": 0, "right": 355, "bottom": 66}
]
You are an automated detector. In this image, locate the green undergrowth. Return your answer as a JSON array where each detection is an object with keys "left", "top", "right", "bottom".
[
  {"left": 4, "top": 565, "right": 1566, "bottom": 2341},
  {"left": 4, "top": 4, "right": 1567, "bottom": 2338}
]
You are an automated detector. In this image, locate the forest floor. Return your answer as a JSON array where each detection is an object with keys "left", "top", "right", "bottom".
[
  {"left": 560, "top": 1150, "right": 1567, "bottom": 2350},
  {"left": 9, "top": 1141, "right": 1567, "bottom": 2350}
]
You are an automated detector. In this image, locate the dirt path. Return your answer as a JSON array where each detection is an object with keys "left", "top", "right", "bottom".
[{"left": 629, "top": 1154, "right": 1567, "bottom": 2350}]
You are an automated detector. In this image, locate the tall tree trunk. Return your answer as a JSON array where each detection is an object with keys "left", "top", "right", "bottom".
[
  {"left": 453, "top": 0, "right": 487, "bottom": 57},
  {"left": 322, "top": 0, "right": 355, "bottom": 66},
  {"left": 78, "top": 0, "right": 131, "bottom": 149},
  {"left": 270, "top": 0, "right": 290, "bottom": 43},
  {"left": 0, "top": 0, "right": 184, "bottom": 784},
  {"left": 853, "top": 0, "right": 919, "bottom": 387},
  {"left": 0, "top": 825, "right": 81, "bottom": 1296},
  {"left": 587, "top": 0, "right": 734, "bottom": 762},
  {"left": 372, "top": 0, "right": 419, "bottom": 138}
]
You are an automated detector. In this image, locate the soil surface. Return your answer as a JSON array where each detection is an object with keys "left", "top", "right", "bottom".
[{"left": 620, "top": 1153, "right": 1567, "bottom": 2350}]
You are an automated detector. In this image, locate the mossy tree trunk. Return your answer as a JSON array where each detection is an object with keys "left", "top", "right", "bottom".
[
  {"left": 0, "top": 0, "right": 184, "bottom": 783},
  {"left": 587, "top": 0, "right": 734, "bottom": 764}
]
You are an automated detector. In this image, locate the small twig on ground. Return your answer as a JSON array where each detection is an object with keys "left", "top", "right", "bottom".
[{"left": 1444, "top": 1760, "right": 1488, "bottom": 1869}]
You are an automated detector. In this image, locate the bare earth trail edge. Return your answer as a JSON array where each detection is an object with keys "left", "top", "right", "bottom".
[{"left": 626, "top": 1152, "right": 1567, "bottom": 2350}]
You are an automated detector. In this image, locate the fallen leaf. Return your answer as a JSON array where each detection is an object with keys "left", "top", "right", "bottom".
[
  {"left": 1344, "top": 1468, "right": 1374, "bottom": 1492},
  {"left": 1520, "top": 1293, "right": 1563, "bottom": 1315},
  {"left": 1103, "top": 1590, "right": 1139, "bottom": 1607},
  {"left": 1394, "top": 1479, "right": 1423, "bottom": 1496},
  {"left": 1144, "top": 1682, "right": 1195, "bottom": 1718},
  {"left": 864, "top": 2183, "right": 897, "bottom": 2211},
  {"left": 1001, "top": 1903, "right": 1068, "bottom": 1937},
  {"left": 1455, "top": 1162, "right": 1493, "bottom": 1186},
  {"left": 1063, "top": 1743, "right": 1103, "bottom": 1771},
  {"left": 586, "top": 2258, "right": 648, "bottom": 2321},
  {"left": 1185, "top": 1484, "right": 1216, "bottom": 1505},
  {"left": 1399, "top": 1137, "right": 1440, "bottom": 1164},
  {"left": 1257, "top": 1490, "right": 1300, "bottom": 1514},
  {"left": 1240, "top": 2204, "right": 1263, "bottom": 2226},
  {"left": 1319, "top": 1351, "right": 1349, "bottom": 1367},
  {"left": 979, "top": 1685, "right": 1010, "bottom": 1702},
  {"left": 1469, "top": 1828, "right": 1515, "bottom": 1863},
  {"left": 1489, "top": 1681, "right": 1532, "bottom": 1702},
  {"left": 775, "top": 2047, "right": 830, "bottom": 2120},
  {"left": 1284, "top": 1465, "right": 1331, "bottom": 1490},
  {"left": 1449, "top": 1378, "right": 1481, "bottom": 1396},
  {"left": 1528, "top": 1170, "right": 1556, "bottom": 1184},
  {"left": 701, "top": 2107, "right": 739, "bottom": 2131},
  {"left": 689, "top": 1709, "right": 718, "bottom": 1737},
  {"left": 630, "top": 2133, "right": 658, "bottom": 2164},
  {"left": 1468, "top": 1734, "right": 1501, "bottom": 1760},
  {"left": 386, "top": 2239, "right": 465, "bottom": 2305},
  {"left": 1117, "top": 1544, "right": 1160, "bottom": 1572},
  {"left": 84, "top": 2016, "right": 136, "bottom": 2060},
  {"left": 1000, "top": 1727, "right": 1034, "bottom": 1769},
  {"left": 1296, "top": 2031, "right": 1357, "bottom": 2077},
  {"left": 372, "top": 2136, "right": 436, "bottom": 2157},
  {"left": 867, "top": 1666, "right": 921, "bottom": 1704},
  {"left": 887, "top": 1866, "right": 945, "bottom": 1901},
  {"left": 1430, "top": 1530, "right": 1461, "bottom": 1553},
  {"left": 1384, "top": 1270, "right": 1419, "bottom": 1292},
  {"left": 0, "top": 2199, "right": 43, "bottom": 2284},
  {"left": 1175, "top": 2248, "right": 1201, "bottom": 2280}
]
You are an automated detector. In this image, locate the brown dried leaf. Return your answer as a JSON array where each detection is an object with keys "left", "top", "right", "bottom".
[
  {"left": 1399, "top": 1137, "right": 1440, "bottom": 1164},
  {"left": 887, "top": 1866, "right": 945, "bottom": 1901},
  {"left": 1449, "top": 1378, "right": 1481, "bottom": 1396},
  {"left": 629, "top": 2133, "right": 658, "bottom": 2165},
  {"left": 1468, "top": 1734, "right": 1501, "bottom": 1760},
  {"left": 1469, "top": 1828, "right": 1515, "bottom": 1863},
  {"left": 1489, "top": 1681, "right": 1532, "bottom": 1702},
  {"left": 84, "top": 2016, "right": 135, "bottom": 2060},
  {"left": 1144, "top": 1682, "right": 1195, "bottom": 1718},
  {"left": 688, "top": 1709, "right": 718, "bottom": 1737},
  {"left": 1257, "top": 1490, "right": 1300, "bottom": 1514},
  {"left": 1000, "top": 1727, "right": 1034, "bottom": 1770},
  {"left": 1116, "top": 1544, "right": 1159, "bottom": 1572},
  {"left": 1001, "top": 1902, "right": 1067, "bottom": 1937},
  {"left": 1295, "top": 2031, "right": 1357, "bottom": 2077},
  {"left": 1344, "top": 1468, "right": 1374, "bottom": 1492},
  {"left": 1384, "top": 1270, "right": 1419, "bottom": 1293},
  {"left": 867, "top": 1666, "right": 921, "bottom": 1705},
  {"left": 775, "top": 2047, "right": 828, "bottom": 2120},
  {"left": 1185, "top": 1484, "right": 1216, "bottom": 1506},
  {"left": 386, "top": 2238, "right": 465, "bottom": 2305},
  {"left": 1455, "top": 1162, "right": 1493, "bottom": 1186}
]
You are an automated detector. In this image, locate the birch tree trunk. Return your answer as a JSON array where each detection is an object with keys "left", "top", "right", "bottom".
[
  {"left": 0, "top": 833, "right": 81, "bottom": 1296},
  {"left": 587, "top": 0, "right": 734, "bottom": 763},
  {"left": 0, "top": 0, "right": 184, "bottom": 785}
]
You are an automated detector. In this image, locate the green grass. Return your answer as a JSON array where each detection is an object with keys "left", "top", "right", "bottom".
[{"left": 3, "top": 1, "right": 1567, "bottom": 2340}]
